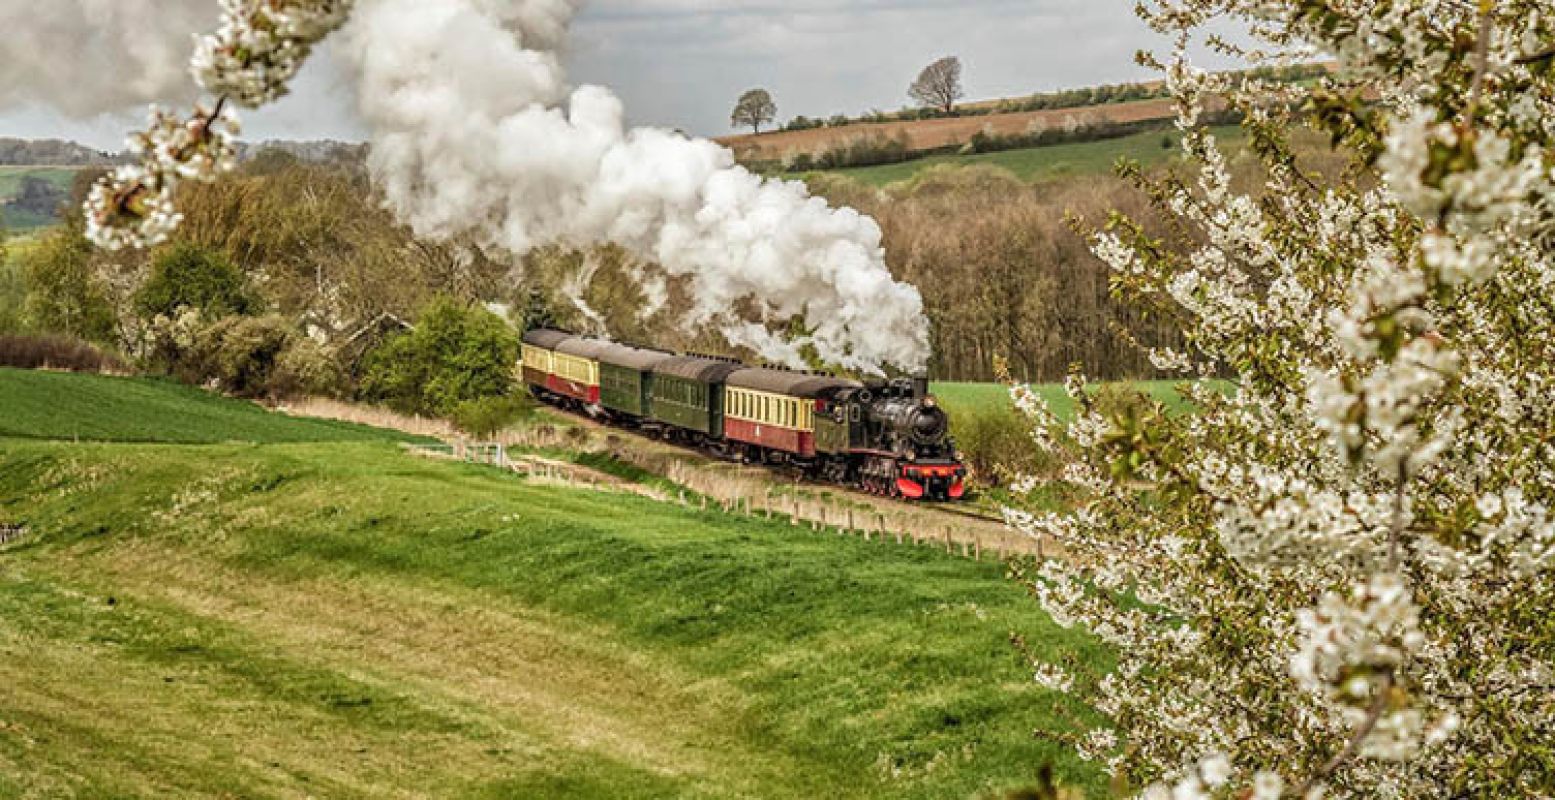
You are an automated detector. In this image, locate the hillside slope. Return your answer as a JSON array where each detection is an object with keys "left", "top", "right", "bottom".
[
  {"left": 0, "top": 372, "right": 1105, "bottom": 799},
  {"left": 0, "top": 368, "right": 413, "bottom": 444}
]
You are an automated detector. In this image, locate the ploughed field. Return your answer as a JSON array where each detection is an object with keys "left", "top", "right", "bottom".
[
  {"left": 718, "top": 96, "right": 1190, "bottom": 163},
  {"left": 0, "top": 370, "right": 1107, "bottom": 798}
]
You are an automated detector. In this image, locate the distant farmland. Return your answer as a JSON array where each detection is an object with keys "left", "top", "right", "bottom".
[
  {"left": 826, "top": 124, "right": 1247, "bottom": 186},
  {"left": 718, "top": 95, "right": 1197, "bottom": 164},
  {"left": 0, "top": 166, "right": 80, "bottom": 230}
]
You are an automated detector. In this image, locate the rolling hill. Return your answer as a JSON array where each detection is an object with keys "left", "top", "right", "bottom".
[
  {"left": 825, "top": 124, "right": 1245, "bottom": 186},
  {"left": 0, "top": 370, "right": 1107, "bottom": 798},
  {"left": 0, "top": 368, "right": 416, "bottom": 444},
  {"left": 0, "top": 167, "right": 80, "bottom": 231}
]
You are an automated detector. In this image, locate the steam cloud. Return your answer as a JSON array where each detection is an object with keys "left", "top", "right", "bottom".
[
  {"left": 0, "top": 0, "right": 213, "bottom": 117},
  {"left": 4, "top": 0, "right": 932, "bottom": 372},
  {"left": 341, "top": 0, "right": 931, "bottom": 373}
]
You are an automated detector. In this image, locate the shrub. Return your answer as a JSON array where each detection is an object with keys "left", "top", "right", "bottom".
[
  {"left": 0, "top": 255, "right": 26, "bottom": 335},
  {"left": 189, "top": 315, "right": 343, "bottom": 399},
  {"left": 0, "top": 334, "right": 127, "bottom": 373},
  {"left": 805, "top": 132, "right": 912, "bottom": 171},
  {"left": 951, "top": 404, "right": 1053, "bottom": 488},
  {"left": 269, "top": 337, "right": 345, "bottom": 399},
  {"left": 134, "top": 242, "right": 259, "bottom": 322},
  {"left": 361, "top": 297, "right": 520, "bottom": 416},
  {"left": 450, "top": 395, "right": 533, "bottom": 438},
  {"left": 193, "top": 315, "right": 290, "bottom": 395}
]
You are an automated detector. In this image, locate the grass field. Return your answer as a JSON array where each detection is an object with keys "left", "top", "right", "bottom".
[
  {"left": 933, "top": 380, "right": 1202, "bottom": 423},
  {"left": 0, "top": 371, "right": 1107, "bottom": 798},
  {"left": 0, "top": 167, "right": 78, "bottom": 231},
  {"left": 830, "top": 125, "right": 1246, "bottom": 187},
  {"left": 0, "top": 368, "right": 417, "bottom": 444}
]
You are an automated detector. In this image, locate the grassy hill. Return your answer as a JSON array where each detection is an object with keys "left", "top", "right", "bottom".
[
  {"left": 830, "top": 125, "right": 1246, "bottom": 187},
  {"left": 0, "top": 371, "right": 1106, "bottom": 798},
  {"left": 0, "top": 368, "right": 416, "bottom": 444},
  {"left": 0, "top": 167, "right": 79, "bottom": 231},
  {"left": 934, "top": 380, "right": 1203, "bottom": 422}
]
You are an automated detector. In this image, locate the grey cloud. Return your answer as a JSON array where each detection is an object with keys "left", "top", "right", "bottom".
[{"left": 0, "top": 1, "right": 1233, "bottom": 149}]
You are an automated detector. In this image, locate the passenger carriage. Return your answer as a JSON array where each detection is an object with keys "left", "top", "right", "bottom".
[
  {"left": 594, "top": 341, "right": 673, "bottom": 419},
  {"left": 548, "top": 338, "right": 617, "bottom": 405},
  {"left": 723, "top": 369, "right": 860, "bottom": 460},
  {"left": 520, "top": 329, "right": 570, "bottom": 390},
  {"left": 649, "top": 355, "right": 742, "bottom": 441}
]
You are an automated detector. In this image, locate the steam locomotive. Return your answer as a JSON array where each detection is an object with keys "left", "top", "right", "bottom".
[{"left": 521, "top": 329, "right": 968, "bottom": 501}]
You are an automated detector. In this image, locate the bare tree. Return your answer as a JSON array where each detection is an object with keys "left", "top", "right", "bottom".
[
  {"left": 908, "top": 56, "right": 964, "bottom": 114},
  {"left": 730, "top": 88, "right": 777, "bottom": 134}
]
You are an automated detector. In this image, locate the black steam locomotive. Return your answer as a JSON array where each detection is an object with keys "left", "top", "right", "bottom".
[{"left": 521, "top": 329, "right": 968, "bottom": 501}]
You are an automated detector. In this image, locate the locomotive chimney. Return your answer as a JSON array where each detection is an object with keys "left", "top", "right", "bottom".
[{"left": 911, "top": 376, "right": 930, "bottom": 400}]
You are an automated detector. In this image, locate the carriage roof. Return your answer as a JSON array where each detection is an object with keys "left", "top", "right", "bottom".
[
  {"left": 653, "top": 355, "right": 744, "bottom": 384},
  {"left": 594, "top": 342, "right": 675, "bottom": 372},
  {"left": 522, "top": 329, "right": 573, "bottom": 349},
  {"left": 726, "top": 368, "right": 861, "bottom": 399}
]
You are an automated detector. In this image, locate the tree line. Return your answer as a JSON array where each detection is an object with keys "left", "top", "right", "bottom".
[{"left": 3, "top": 138, "right": 1332, "bottom": 408}]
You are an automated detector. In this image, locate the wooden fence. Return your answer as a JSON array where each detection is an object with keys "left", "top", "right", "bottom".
[{"left": 0, "top": 524, "right": 28, "bottom": 547}]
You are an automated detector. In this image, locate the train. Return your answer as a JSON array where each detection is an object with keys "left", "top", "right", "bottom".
[{"left": 520, "top": 328, "right": 968, "bottom": 501}]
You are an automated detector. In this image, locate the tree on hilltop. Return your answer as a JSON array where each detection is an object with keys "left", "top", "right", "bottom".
[
  {"left": 731, "top": 88, "right": 777, "bottom": 134},
  {"left": 908, "top": 56, "right": 964, "bottom": 114}
]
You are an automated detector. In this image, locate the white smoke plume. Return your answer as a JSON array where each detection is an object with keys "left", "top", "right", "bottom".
[
  {"left": 562, "top": 253, "right": 610, "bottom": 335},
  {"left": 341, "top": 0, "right": 931, "bottom": 373},
  {"left": 0, "top": 0, "right": 214, "bottom": 117}
]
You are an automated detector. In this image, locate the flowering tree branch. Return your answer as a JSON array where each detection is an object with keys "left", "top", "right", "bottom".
[
  {"left": 84, "top": 0, "right": 354, "bottom": 251},
  {"left": 1004, "top": 0, "right": 1555, "bottom": 796}
]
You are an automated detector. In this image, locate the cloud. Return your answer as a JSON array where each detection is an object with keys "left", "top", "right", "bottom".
[
  {"left": 0, "top": 0, "right": 214, "bottom": 117},
  {"left": 567, "top": 0, "right": 1208, "bottom": 135},
  {"left": 1, "top": 1, "right": 1230, "bottom": 149}
]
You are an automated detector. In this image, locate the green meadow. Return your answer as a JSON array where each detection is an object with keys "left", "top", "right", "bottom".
[
  {"left": 830, "top": 125, "right": 1246, "bottom": 187},
  {"left": 0, "top": 370, "right": 1107, "bottom": 798}
]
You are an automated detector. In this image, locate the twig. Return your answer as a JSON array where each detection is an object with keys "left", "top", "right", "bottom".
[{"left": 1295, "top": 669, "right": 1396, "bottom": 797}]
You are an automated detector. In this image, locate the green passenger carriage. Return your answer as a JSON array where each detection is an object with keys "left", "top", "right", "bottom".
[
  {"left": 649, "top": 356, "right": 742, "bottom": 438},
  {"left": 595, "top": 342, "right": 672, "bottom": 418}
]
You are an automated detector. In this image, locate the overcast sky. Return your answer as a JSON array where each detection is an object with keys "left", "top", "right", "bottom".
[{"left": 0, "top": 0, "right": 1224, "bottom": 151}]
